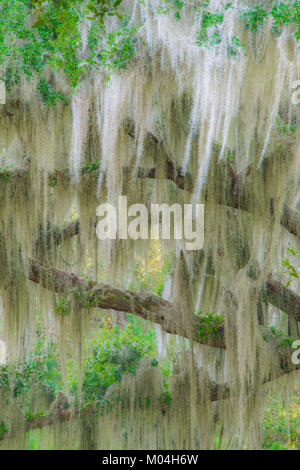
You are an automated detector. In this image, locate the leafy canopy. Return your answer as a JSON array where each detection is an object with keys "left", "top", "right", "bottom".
[{"left": 0, "top": 0, "right": 137, "bottom": 105}]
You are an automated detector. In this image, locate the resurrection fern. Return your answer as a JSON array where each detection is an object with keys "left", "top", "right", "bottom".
[
  {"left": 81, "top": 161, "right": 101, "bottom": 173},
  {"left": 197, "top": 312, "right": 224, "bottom": 341},
  {"left": 261, "top": 326, "right": 295, "bottom": 348}
]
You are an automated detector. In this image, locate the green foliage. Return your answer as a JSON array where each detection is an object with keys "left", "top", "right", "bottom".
[
  {"left": 0, "top": 0, "right": 135, "bottom": 104},
  {"left": 0, "top": 314, "right": 156, "bottom": 422},
  {"left": 0, "top": 0, "right": 80, "bottom": 99},
  {"left": 271, "top": 2, "right": 294, "bottom": 34},
  {"left": 99, "top": 22, "right": 138, "bottom": 74},
  {"left": 195, "top": 3, "right": 244, "bottom": 55},
  {"left": 157, "top": 360, "right": 172, "bottom": 409},
  {"left": 0, "top": 421, "right": 8, "bottom": 440},
  {"left": 159, "top": 359, "right": 171, "bottom": 377},
  {"left": 0, "top": 365, "right": 9, "bottom": 393},
  {"left": 81, "top": 160, "right": 101, "bottom": 172},
  {"left": 262, "top": 395, "right": 300, "bottom": 450},
  {"left": 37, "top": 78, "right": 69, "bottom": 106},
  {"left": 160, "top": 380, "right": 172, "bottom": 406},
  {"left": 68, "top": 321, "right": 156, "bottom": 406},
  {"left": 56, "top": 297, "right": 71, "bottom": 316},
  {"left": 0, "top": 338, "right": 62, "bottom": 417},
  {"left": 243, "top": 1, "right": 300, "bottom": 41},
  {"left": 196, "top": 9, "right": 224, "bottom": 47},
  {"left": 197, "top": 311, "right": 224, "bottom": 341},
  {"left": 262, "top": 325, "right": 295, "bottom": 348},
  {"left": 277, "top": 118, "right": 297, "bottom": 135},
  {"left": 228, "top": 36, "right": 246, "bottom": 56},
  {"left": 3, "top": 0, "right": 300, "bottom": 105},
  {"left": 194, "top": 1, "right": 300, "bottom": 52},
  {"left": 25, "top": 410, "right": 46, "bottom": 421},
  {"left": 281, "top": 246, "right": 300, "bottom": 288},
  {"left": 85, "top": 14, "right": 138, "bottom": 79},
  {"left": 127, "top": 313, "right": 156, "bottom": 351},
  {"left": 270, "top": 1, "right": 300, "bottom": 39},
  {"left": 156, "top": 0, "right": 185, "bottom": 20},
  {"left": 243, "top": 4, "right": 269, "bottom": 32},
  {"left": 0, "top": 167, "right": 14, "bottom": 181},
  {"left": 32, "top": 0, "right": 124, "bottom": 25}
]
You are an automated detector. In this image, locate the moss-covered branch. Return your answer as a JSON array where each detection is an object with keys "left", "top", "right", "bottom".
[
  {"left": 266, "top": 276, "right": 300, "bottom": 323},
  {"left": 28, "top": 259, "right": 225, "bottom": 349},
  {"left": 28, "top": 260, "right": 300, "bottom": 364}
]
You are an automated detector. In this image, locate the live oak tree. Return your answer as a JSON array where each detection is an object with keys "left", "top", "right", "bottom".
[{"left": 0, "top": 0, "right": 299, "bottom": 449}]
